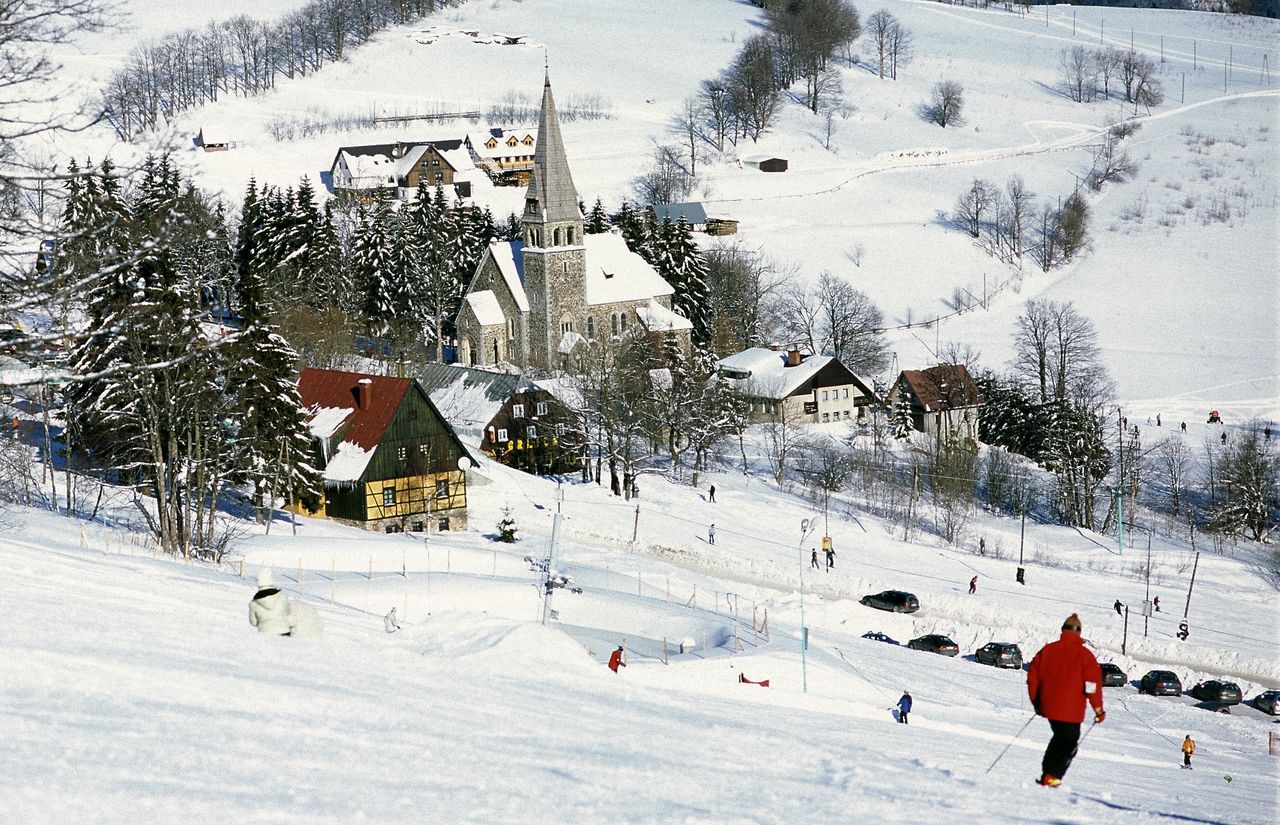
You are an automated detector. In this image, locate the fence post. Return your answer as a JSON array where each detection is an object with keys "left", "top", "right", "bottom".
[
  {"left": 638, "top": 573, "right": 643, "bottom": 597},
  {"left": 368, "top": 556, "right": 373, "bottom": 580},
  {"left": 492, "top": 549, "right": 497, "bottom": 576},
  {"left": 663, "top": 637, "right": 669, "bottom": 665},
  {"left": 298, "top": 560, "right": 304, "bottom": 595},
  {"left": 239, "top": 559, "right": 244, "bottom": 579},
  {"left": 764, "top": 608, "right": 769, "bottom": 640},
  {"left": 402, "top": 549, "right": 407, "bottom": 578}
]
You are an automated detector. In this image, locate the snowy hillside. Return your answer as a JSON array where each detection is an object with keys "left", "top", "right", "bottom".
[
  {"left": 39, "top": 0, "right": 1280, "bottom": 422},
  {"left": 4, "top": 450, "right": 1279, "bottom": 823}
]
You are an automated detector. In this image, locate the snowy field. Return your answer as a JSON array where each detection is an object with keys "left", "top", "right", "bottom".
[{"left": 4, "top": 441, "right": 1279, "bottom": 824}]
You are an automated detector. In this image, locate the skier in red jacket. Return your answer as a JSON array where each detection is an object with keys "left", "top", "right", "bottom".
[
  {"left": 608, "top": 645, "right": 626, "bottom": 672},
  {"left": 1026, "top": 613, "right": 1104, "bottom": 787}
]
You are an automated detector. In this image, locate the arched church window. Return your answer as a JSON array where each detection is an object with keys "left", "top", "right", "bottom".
[
  {"left": 554, "top": 227, "right": 562, "bottom": 246},
  {"left": 586, "top": 317, "right": 595, "bottom": 340}
]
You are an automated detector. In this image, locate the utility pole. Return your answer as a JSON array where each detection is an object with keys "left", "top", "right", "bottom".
[
  {"left": 1184, "top": 525, "right": 1200, "bottom": 620},
  {"left": 1143, "top": 526, "right": 1152, "bottom": 637},
  {"left": 799, "top": 518, "right": 816, "bottom": 693},
  {"left": 541, "top": 513, "right": 562, "bottom": 626},
  {"left": 1121, "top": 605, "right": 1129, "bottom": 656},
  {"left": 1116, "top": 407, "right": 1124, "bottom": 557}
]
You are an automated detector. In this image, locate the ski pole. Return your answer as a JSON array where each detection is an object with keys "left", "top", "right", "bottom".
[{"left": 984, "top": 714, "right": 1037, "bottom": 775}]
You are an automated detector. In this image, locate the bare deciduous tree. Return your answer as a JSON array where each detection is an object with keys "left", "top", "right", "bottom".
[
  {"left": 954, "top": 178, "right": 997, "bottom": 238},
  {"left": 1059, "top": 45, "right": 1096, "bottom": 103},
  {"left": 923, "top": 80, "right": 964, "bottom": 128}
]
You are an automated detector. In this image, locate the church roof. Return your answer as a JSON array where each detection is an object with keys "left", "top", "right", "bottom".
[
  {"left": 525, "top": 73, "right": 581, "bottom": 224},
  {"left": 477, "top": 234, "right": 672, "bottom": 312},
  {"left": 583, "top": 233, "right": 673, "bottom": 305},
  {"left": 635, "top": 299, "right": 692, "bottom": 332},
  {"left": 487, "top": 240, "right": 528, "bottom": 312},
  {"left": 465, "top": 290, "right": 505, "bottom": 327}
]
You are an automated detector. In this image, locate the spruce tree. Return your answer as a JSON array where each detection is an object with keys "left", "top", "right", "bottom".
[{"left": 585, "top": 197, "right": 610, "bottom": 233}]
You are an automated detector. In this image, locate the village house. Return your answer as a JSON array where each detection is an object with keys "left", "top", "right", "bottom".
[
  {"left": 296, "top": 368, "right": 475, "bottom": 533},
  {"left": 328, "top": 139, "right": 475, "bottom": 202},
  {"left": 888, "top": 363, "right": 985, "bottom": 443},
  {"left": 454, "top": 73, "right": 691, "bottom": 372},
  {"left": 417, "top": 363, "right": 582, "bottom": 476},
  {"left": 718, "top": 346, "right": 878, "bottom": 424},
  {"left": 465, "top": 127, "right": 537, "bottom": 186},
  {"left": 647, "top": 202, "right": 708, "bottom": 232}
]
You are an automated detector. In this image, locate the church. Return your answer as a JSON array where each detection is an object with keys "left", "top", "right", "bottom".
[{"left": 454, "top": 73, "right": 691, "bottom": 372}]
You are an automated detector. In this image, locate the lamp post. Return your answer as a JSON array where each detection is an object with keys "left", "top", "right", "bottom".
[{"left": 799, "top": 517, "right": 816, "bottom": 693}]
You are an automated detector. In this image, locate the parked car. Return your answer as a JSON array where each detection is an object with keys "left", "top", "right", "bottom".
[
  {"left": 908, "top": 634, "right": 959, "bottom": 656},
  {"left": 1139, "top": 670, "right": 1183, "bottom": 696},
  {"left": 861, "top": 631, "right": 899, "bottom": 645},
  {"left": 1099, "top": 663, "right": 1128, "bottom": 687},
  {"left": 975, "top": 642, "right": 1023, "bottom": 669},
  {"left": 859, "top": 590, "right": 920, "bottom": 613},
  {"left": 1251, "top": 690, "right": 1280, "bottom": 715},
  {"left": 1189, "top": 680, "right": 1242, "bottom": 705}
]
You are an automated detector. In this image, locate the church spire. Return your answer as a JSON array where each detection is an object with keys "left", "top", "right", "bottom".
[{"left": 525, "top": 72, "right": 580, "bottom": 225}]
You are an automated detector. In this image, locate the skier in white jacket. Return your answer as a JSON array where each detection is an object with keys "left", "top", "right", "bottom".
[{"left": 249, "top": 569, "right": 294, "bottom": 635}]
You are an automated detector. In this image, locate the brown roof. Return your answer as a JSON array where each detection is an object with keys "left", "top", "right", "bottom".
[
  {"left": 897, "top": 364, "right": 983, "bottom": 411},
  {"left": 298, "top": 368, "right": 412, "bottom": 452}
]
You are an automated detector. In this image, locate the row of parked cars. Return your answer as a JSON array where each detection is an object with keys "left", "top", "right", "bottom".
[{"left": 857, "top": 589, "right": 1280, "bottom": 714}]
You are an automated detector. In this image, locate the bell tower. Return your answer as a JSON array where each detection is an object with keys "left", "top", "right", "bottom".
[{"left": 521, "top": 71, "right": 586, "bottom": 370}]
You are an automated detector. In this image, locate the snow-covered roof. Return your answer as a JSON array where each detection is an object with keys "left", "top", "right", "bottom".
[
  {"left": 488, "top": 240, "right": 529, "bottom": 313},
  {"left": 635, "top": 299, "right": 692, "bottom": 333},
  {"left": 468, "top": 127, "right": 537, "bottom": 160},
  {"left": 466, "top": 290, "right": 505, "bottom": 327},
  {"left": 437, "top": 145, "right": 474, "bottom": 174},
  {"left": 418, "top": 363, "right": 531, "bottom": 445},
  {"left": 558, "top": 330, "right": 586, "bottom": 354},
  {"left": 583, "top": 233, "right": 673, "bottom": 306},
  {"left": 322, "top": 441, "right": 375, "bottom": 483},
  {"left": 307, "top": 406, "right": 354, "bottom": 440},
  {"left": 717, "top": 348, "right": 836, "bottom": 400}
]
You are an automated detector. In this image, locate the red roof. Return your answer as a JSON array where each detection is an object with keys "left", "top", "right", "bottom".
[
  {"left": 897, "top": 364, "right": 983, "bottom": 411},
  {"left": 297, "top": 368, "right": 412, "bottom": 452}
]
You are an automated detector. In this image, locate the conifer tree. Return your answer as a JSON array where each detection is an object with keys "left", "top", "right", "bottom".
[{"left": 585, "top": 197, "right": 610, "bottom": 233}]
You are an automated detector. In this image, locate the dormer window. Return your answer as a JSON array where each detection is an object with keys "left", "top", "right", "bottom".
[
  {"left": 507, "top": 136, "right": 518, "bottom": 146},
  {"left": 486, "top": 138, "right": 497, "bottom": 148}
]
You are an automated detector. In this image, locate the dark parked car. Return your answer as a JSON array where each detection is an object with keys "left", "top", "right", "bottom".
[
  {"left": 1100, "top": 663, "right": 1127, "bottom": 687},
  {"left": 975, "top": 642, "right": 1023, "bottom": 669},
  {"left": 1139, "top": 670, "right": 1183, "bottom": 696},
  {"left": 908, "top": 634, "right": 959, "bottom": 656},
  {"left": 861, "top": 631, "right": 900, "bottom": 645},
  {"left": 1252, "top": 690, "right": 1280, "bottom": 715},
  {"left": 859, "top": 590, "right": 920, "bottom": 613},
  {"left": 1189, "top": 680, "right": 1242, "bottom": 705}
]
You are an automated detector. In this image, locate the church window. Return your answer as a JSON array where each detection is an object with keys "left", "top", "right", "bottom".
[
  {"left": 619, "top": 312, "right": 628, "bottom": 331},
  {"left": 610, "top": 315, "right": 619, "bottom": 335},
  {"left": 554, "top": 227, "right": 561, "bottom": 245},
  {"left": 560, "top": 317, "right": 573, "bottom": 334},
  {"left": 562, "top": 261, "right": 569, "bottom": 274},
  {"left": 586, "top": 317, "right": 595, "bottom": 340},
  {"left": 507, "top": 318, "right": 516, "bottom": 339},
  {"left": 567, "top": 227, "right": 575, "bottom": 244}
]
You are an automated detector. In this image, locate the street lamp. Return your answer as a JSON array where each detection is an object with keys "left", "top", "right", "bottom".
[{"left": 799, "top": 517, "right": 817, "bottom": 693}]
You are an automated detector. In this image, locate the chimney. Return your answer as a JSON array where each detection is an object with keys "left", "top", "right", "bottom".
[
  {"left": 768, "top": 343, "right": 781, "bottom": 352},
  {"left": 787, "top": 347, "right": 801, "bottom": 367},
  {"left": 356, "top": 378, "right": 373, "bottom": 411}
]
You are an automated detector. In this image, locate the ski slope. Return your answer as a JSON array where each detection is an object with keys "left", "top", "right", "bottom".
[{"left": 3, "top": 447, "right": 1278, "bottom": 824}]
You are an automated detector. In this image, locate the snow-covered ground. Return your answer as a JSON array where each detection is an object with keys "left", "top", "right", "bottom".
[
  {"left": 5, "top": 2, "right": 1278, "bottom": 819},
  {"left": 4, "top": 438, "right": 1278, "bottom": 823}
]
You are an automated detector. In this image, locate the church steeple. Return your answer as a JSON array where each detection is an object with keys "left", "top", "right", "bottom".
[
  {"left": 519, "top": 70, "right": 587, "bottom": 370},
  {"left": 524, "top": 71, "right": 581, "bottom": 227}
]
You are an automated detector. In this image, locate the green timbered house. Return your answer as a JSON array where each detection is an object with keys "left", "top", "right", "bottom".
[{"left": 296, "top": 368, "right": 475, "bottom": 532}]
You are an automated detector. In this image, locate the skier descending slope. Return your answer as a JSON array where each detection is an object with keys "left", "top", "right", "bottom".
[{"left": 1026, "top": 613, "right": 1104, "bottom": 787}]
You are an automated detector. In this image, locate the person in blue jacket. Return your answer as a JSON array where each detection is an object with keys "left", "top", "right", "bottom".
[{"left": 897, "top": 691, "right": 913, "bottom": 724}]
